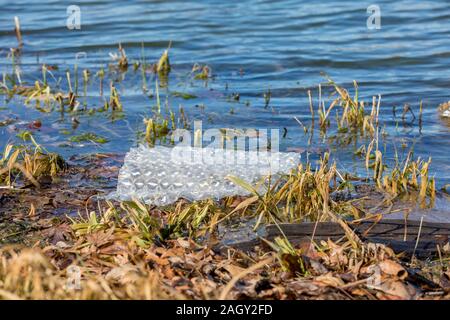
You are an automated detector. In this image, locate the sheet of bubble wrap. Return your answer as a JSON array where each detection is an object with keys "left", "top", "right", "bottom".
[{"left": 112, "top": 145, "right": 299, "bottom": 206}]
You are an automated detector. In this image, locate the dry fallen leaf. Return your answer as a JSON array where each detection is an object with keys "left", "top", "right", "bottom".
[
  {"left": 370, "top": 279, "right": 417, "bottom": 300},
  {"left": 45, "top": 223, "right": 73, "bottom": 244},
  {"left": 309, "top": 259, "right": 328, "bottom": 275},
  {"left": 378, "top": 260, "right": 408, "bottom": 280},
  {"left": 314, "top": 273, "right": 346, "bottom": 287},
  {"left": 176, "top": 238, "right": 191, "bottom": 249},
  {"left": 55, "top": 241, "right": 71, "bottom": 249},
  {"left": 286, "top": 280, "right": 328, "bottom": 296},
  {"left": 105, "top": 264, "right": 141, "bottom": 284},
  {"left": 145, "top": 251, "right": 169, "bottom": 266},
  {"left": 223, "top": 264, "right": 247, "bottom": 278}
]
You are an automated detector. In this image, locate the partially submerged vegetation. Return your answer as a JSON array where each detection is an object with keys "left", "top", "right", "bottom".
[
  {"left": 316, "top": 79, "right": 379, "bottom": 138},
  {"left": 69, "top": 133, "right": 109, "bottom": 144}
]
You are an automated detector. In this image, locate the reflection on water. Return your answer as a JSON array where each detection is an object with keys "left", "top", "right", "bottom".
[{"left": 385, "top": 195, "right": 450, "bottom": 223}]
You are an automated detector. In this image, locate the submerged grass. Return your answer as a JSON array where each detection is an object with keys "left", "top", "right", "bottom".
[{"left": 69, "top": 133, "right": 110, "bottom": 144}]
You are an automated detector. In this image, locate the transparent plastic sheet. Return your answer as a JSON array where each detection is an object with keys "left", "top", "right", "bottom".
[{"left": 111, "top": 145, "right": 300, "bottom": 206}]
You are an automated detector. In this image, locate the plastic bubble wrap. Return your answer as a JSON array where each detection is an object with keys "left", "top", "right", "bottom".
[
  {"left": 112, "top": 145, "right": 299, "bottom": 206},
  {"left": 443, "top": 109, "right": 450, "bottom": 118}
]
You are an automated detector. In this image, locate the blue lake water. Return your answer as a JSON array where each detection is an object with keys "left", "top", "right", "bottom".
[{"left": 0, "top": 0, "right": 449, "bottom": 187}]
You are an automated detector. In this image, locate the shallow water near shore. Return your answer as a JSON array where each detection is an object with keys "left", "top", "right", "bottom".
[
  {"left": 1, "top": 1, "right": 449, "bottom": 218},
  {"left": 383, "top": 194, "right": 450, "bottom": 223}
]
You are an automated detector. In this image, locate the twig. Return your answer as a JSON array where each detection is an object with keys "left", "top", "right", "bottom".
[
  {"left": 308, "top": 90, "right": 314, "bottom": 123},
  {"left": 14, "top": 16, "right": 23, "bottom": 47},
  {"left": 412, "top": 216, "right": 424, "bottom": 260}
]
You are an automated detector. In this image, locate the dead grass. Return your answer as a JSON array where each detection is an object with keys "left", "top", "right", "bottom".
[
  {"left": 0, "top": 137, "right": 66, "bottom": 188},
  {"left": 314, "top": 79, "right": 380, "bottom": 140},
  {"left": 0, "top": 212, "right": 447, "bottom": 300},
  {"left": 360, "top": 140, "right": 436, "bottom": 206}
]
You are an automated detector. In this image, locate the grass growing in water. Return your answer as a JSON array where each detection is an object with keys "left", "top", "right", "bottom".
[{"left": 316, "top": 78, "right": 380, "bottom": 138}]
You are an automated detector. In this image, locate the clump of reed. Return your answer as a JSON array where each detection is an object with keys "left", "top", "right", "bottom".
[
  {"left": 157, "top": 49, "right": 171, "bottom": 75},
  {"left": 313, "top": 79, "right": 380, "bottom": 142},
  {"left": 144, "top": 117, "right": 170, "bottom": 145},
  {"left": 191, "top": 63, "right": 211, "bottom": 80},
  {"left": 105, "top": 82, "right": 123, "bottom": 111},
  {"left": 67, "top": 195, "right": 220, "bottom": 249},
  {"left": 1, "top": 43, "right": 130, "bottom": 115},
  {"left": 109, "top": 43, "right": 128, "bottom": 72},
  {"left": 0, "top": 136, "right": 66, "bottom": 188},
  {"left": 15, "top": 80, "right": 58, "bottom": 108},
  {"left": 143, "top": 80, "right": 189, "bottom": 146},
  {"left": 165, "top": 199, "right": 220, "bottom": 238},
  {"left": 69, "top": 199, "right": 162, "bottom": 247},
  {"left": 0, "top": 67, "right": 78, "bottom": 112},
  {"left": 156, "top": 44, "right": 171, "bottom": 87},
  {"left": 224, "top": 153, "right": 357, "bottom": 229},
  {"left": 361, "top": 140, "right": 436, "bottom": 205}
]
